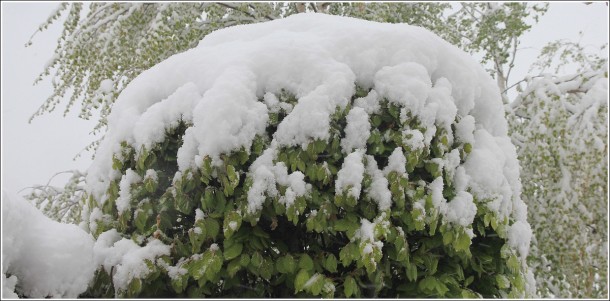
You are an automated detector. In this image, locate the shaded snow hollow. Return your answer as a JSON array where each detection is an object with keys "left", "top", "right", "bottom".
[{"left": 2, "top": 13, "right": 533, "bottom": 298}]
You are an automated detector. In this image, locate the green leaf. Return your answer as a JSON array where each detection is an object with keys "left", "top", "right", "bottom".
[
  {"left": 202, "top": 156, "right": 213, "bottom": 179},
  {"left": 134, "top": 210, "right": 148, "bottom": 232},
  {"left": 251, "top": 252, "right": 263, "bottom": 268},
  {"left": 453, "top": 231, "right": 471, "bottom": 252},
  {"left": 170, "top": 273, "right": 187, "bottom": 293},
  {"left": 310, "top": 274, "right": 324, "bottom": 295},
  {"left": 344, "top": 275, "right": 357, "bottom": 297},
  {"left": 206, "top": 253, "right": 224, "bottom": 280},
  {"left": 294, "top": 269, "right": 310, "bottom": 293},
  {"left": 464, "top": 275, "right": 474, "bottom": 287},
  {"left": 227, "top": 164, "right": 238, "bottom": 183},
  {"left": 299, "top": 254, "right": 314, "bottom": 271},
  {"left": 144, "top": 178, "right": 156, "bottom": 193},
  {"left": 464, "top": 143, "right": 472, "bottom": 154},
  {"left": 127, "top": 277, "right": 142, "bottom": 297},
  {"left": 175, "top": 193, "right": 194, "bottom": 215},
  {"left": 223, "top": 211, "right": 242, "bottom": 239},
  {"left": 205, "top": 218, "right": 220, "bottom": 240},
  {"left": 277, "top": 255, "right": 296, "bottom": 274},
  {"left": 316, "top": 165, "right": 326, "bottom": 181},
  {"left": 324, "top": 254, "right": 338, "bottom": 273},
  {"left": 239, "top": 254, "right": 250, "bottom": 267},
  {"left": 224, "top": 242, "right": 243, "bottom": 261},
  {"left": 406, "top": 262, "right": 418, "bottom": 282},
  {"left": 507, "top": 255, "right": 519, "bottom": 273},
  {"left": 496, "top": 274, "right": 510, "bottom": 289},
  {"left": 314, "top": 139, "right": 326, "bottom": 153},
  {"left": 188, "top": 226, "right": 206, "bottom": 253},
  {"left": 418, "top": 276, "right": 437, "bottom": 292},
  {"left": 201, "top": 188, "right": 214, "bottom": 210},
  {"left": 190, "top": 252, "right": 210, "bottom": 280},
  {"left": 490, "top": 216, "right": 498, "bottom": 231},
  {"left": 442, "top": 230, "right": 454, "bottom": 246},
  {"left": 435, "top": 280, "right": 449, "bottom": 296},
  {"left": 227, "top": 258, "right": 242, "bottom": 277}
]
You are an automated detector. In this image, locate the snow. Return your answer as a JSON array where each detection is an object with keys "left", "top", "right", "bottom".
[
  {"left": 99, "top": 79, "right": 114, "bottom": 93},
  {"left": 355, "top": 218, "right": 376, "bottom": 242},
  {"left": 177, "top": 66, "right": 269, "bottom": 170},
  {"left": 445, "top": 191, "right": 477, "bottom": 227},
  {"left": 429, "top": 177, "right": 447, "bottom": 212},
  {"left": 209, "top": 243, "right": 220, "bottom": 252},
  {"left": 353, "top": 216, "right": 385, "bottom": 258},
  {"left": 427, "top": 77, "right": 458, "bottom": 130},
  {"left": 453, "top": 166, "right": 470, "bottom": 193},
  {"left": 455, "top": 115, "right": 476, "bottom": 145},
  {"left": 263, "top": 92, "right": 280, "bottom": 113},
  {"left": 402, "top": 129, "right": 425, "bottom": 150},
  {"left": 246, "top": 145, "right": 309, "bottom": 212},
  {"left": 353, "top": 89, "right": 381, "bottom": 114},
  {"left": 364, "top": 155, "right": 392, "bottom": 211},
  {"left": 90, "top": 229, "right": 172, "bottom": 295},
  {"left": 374, "top": 62, "right": 431, "bottom": 114},
  {"left": 117, "top": 169, "right": 142, "bottom": 214},
  {"left": 144, "top": 169, "right": 158, "bottom": 182},
  {"left": 131, "top": 83, "right": 200, "bottom": 152},
  {"left": 89, "top": 207, "right": 104, "bottom": 233},
  {"left": 195, "top": 208, "right": 205, "bottom": 221},
  {"left": 362, "top": 244, "right": 374, "bottom": 255},
  {"left": 156, "top": 258, "right": 188, "bottom": 281},
  {"left": 2, "top": 274, "right": 19, "bottom": 299},
  {"left": 463, "top": 129, "right": 526, "bottom": 222},
  {"left": 85, "top": 13, "right": 509, "bottom": 204},
  {"left": 336, "top": 150, "right": 365, "bottom": 199},
  {"left": 341, "top": 107, "right": 371, "bottom": 154},
  {"left": 106, "top": 239, "right": 170, "bottom": 293},
  {"left": 507, "top": 221, "right": 533, "bottom": 259},
  {"left": 278, "top": 171, "right": 309, "bottom": 207},
  {"left": 247, "top": 147, "right": 279, "bottom": 213},
  {"left": 228, "top": 221, "right": 238, "bottom": 231},
  {"left": 304, "top": 273, "right": 321, "bottom": 289},
  {"left": 384, "top": 147, "right": 407, "bottom": 176},
  {"left": 443, "top": 149, "right": 461, "bottom": 180},
  {"left": 2, "top": 193, "right": 96, "bottom": 298},
  {"left": 323, "top": 281, "right": 336, "bottom": 294}
]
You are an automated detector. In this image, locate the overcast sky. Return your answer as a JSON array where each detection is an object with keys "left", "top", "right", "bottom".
[{"left": 1, "top": 2, "right": 608, "bottom": 202}]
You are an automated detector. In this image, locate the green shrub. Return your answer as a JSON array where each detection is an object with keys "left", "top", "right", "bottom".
[{"left": 82, "top": 85, "right": 531, "bottom": 298}]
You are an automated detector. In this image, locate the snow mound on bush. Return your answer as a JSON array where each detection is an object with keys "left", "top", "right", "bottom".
[{"left": 87, "top": 13, "right": 508, "bottom": 199}]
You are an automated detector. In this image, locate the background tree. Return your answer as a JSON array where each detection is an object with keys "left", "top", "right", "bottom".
[{"left": 507, "top": 41, "right": 608, "bottom": 298}]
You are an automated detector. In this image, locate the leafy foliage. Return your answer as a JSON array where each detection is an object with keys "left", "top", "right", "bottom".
[
  {"left": 508, "top": 44, "right": 608, "bottom": 298},
  {"left": 82, "top": 87, "right": 532, "bottom": 298},
  {"left": 23, "top": 170, "right": 86, "bottom": 224}
]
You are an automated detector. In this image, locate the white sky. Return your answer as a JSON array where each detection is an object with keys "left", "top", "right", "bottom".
[{"left": 1, "top": 2, "right": 609, "bottom": 201}]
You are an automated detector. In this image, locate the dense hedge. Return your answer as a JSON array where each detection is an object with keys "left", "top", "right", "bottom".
[{"left": 84, "top": 87, "right": 528, "bottom": 298}]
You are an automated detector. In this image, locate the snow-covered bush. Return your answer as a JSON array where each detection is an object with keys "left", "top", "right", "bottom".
[{"left": 79, "top": 14, "right": 535, "bottom": 298}]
